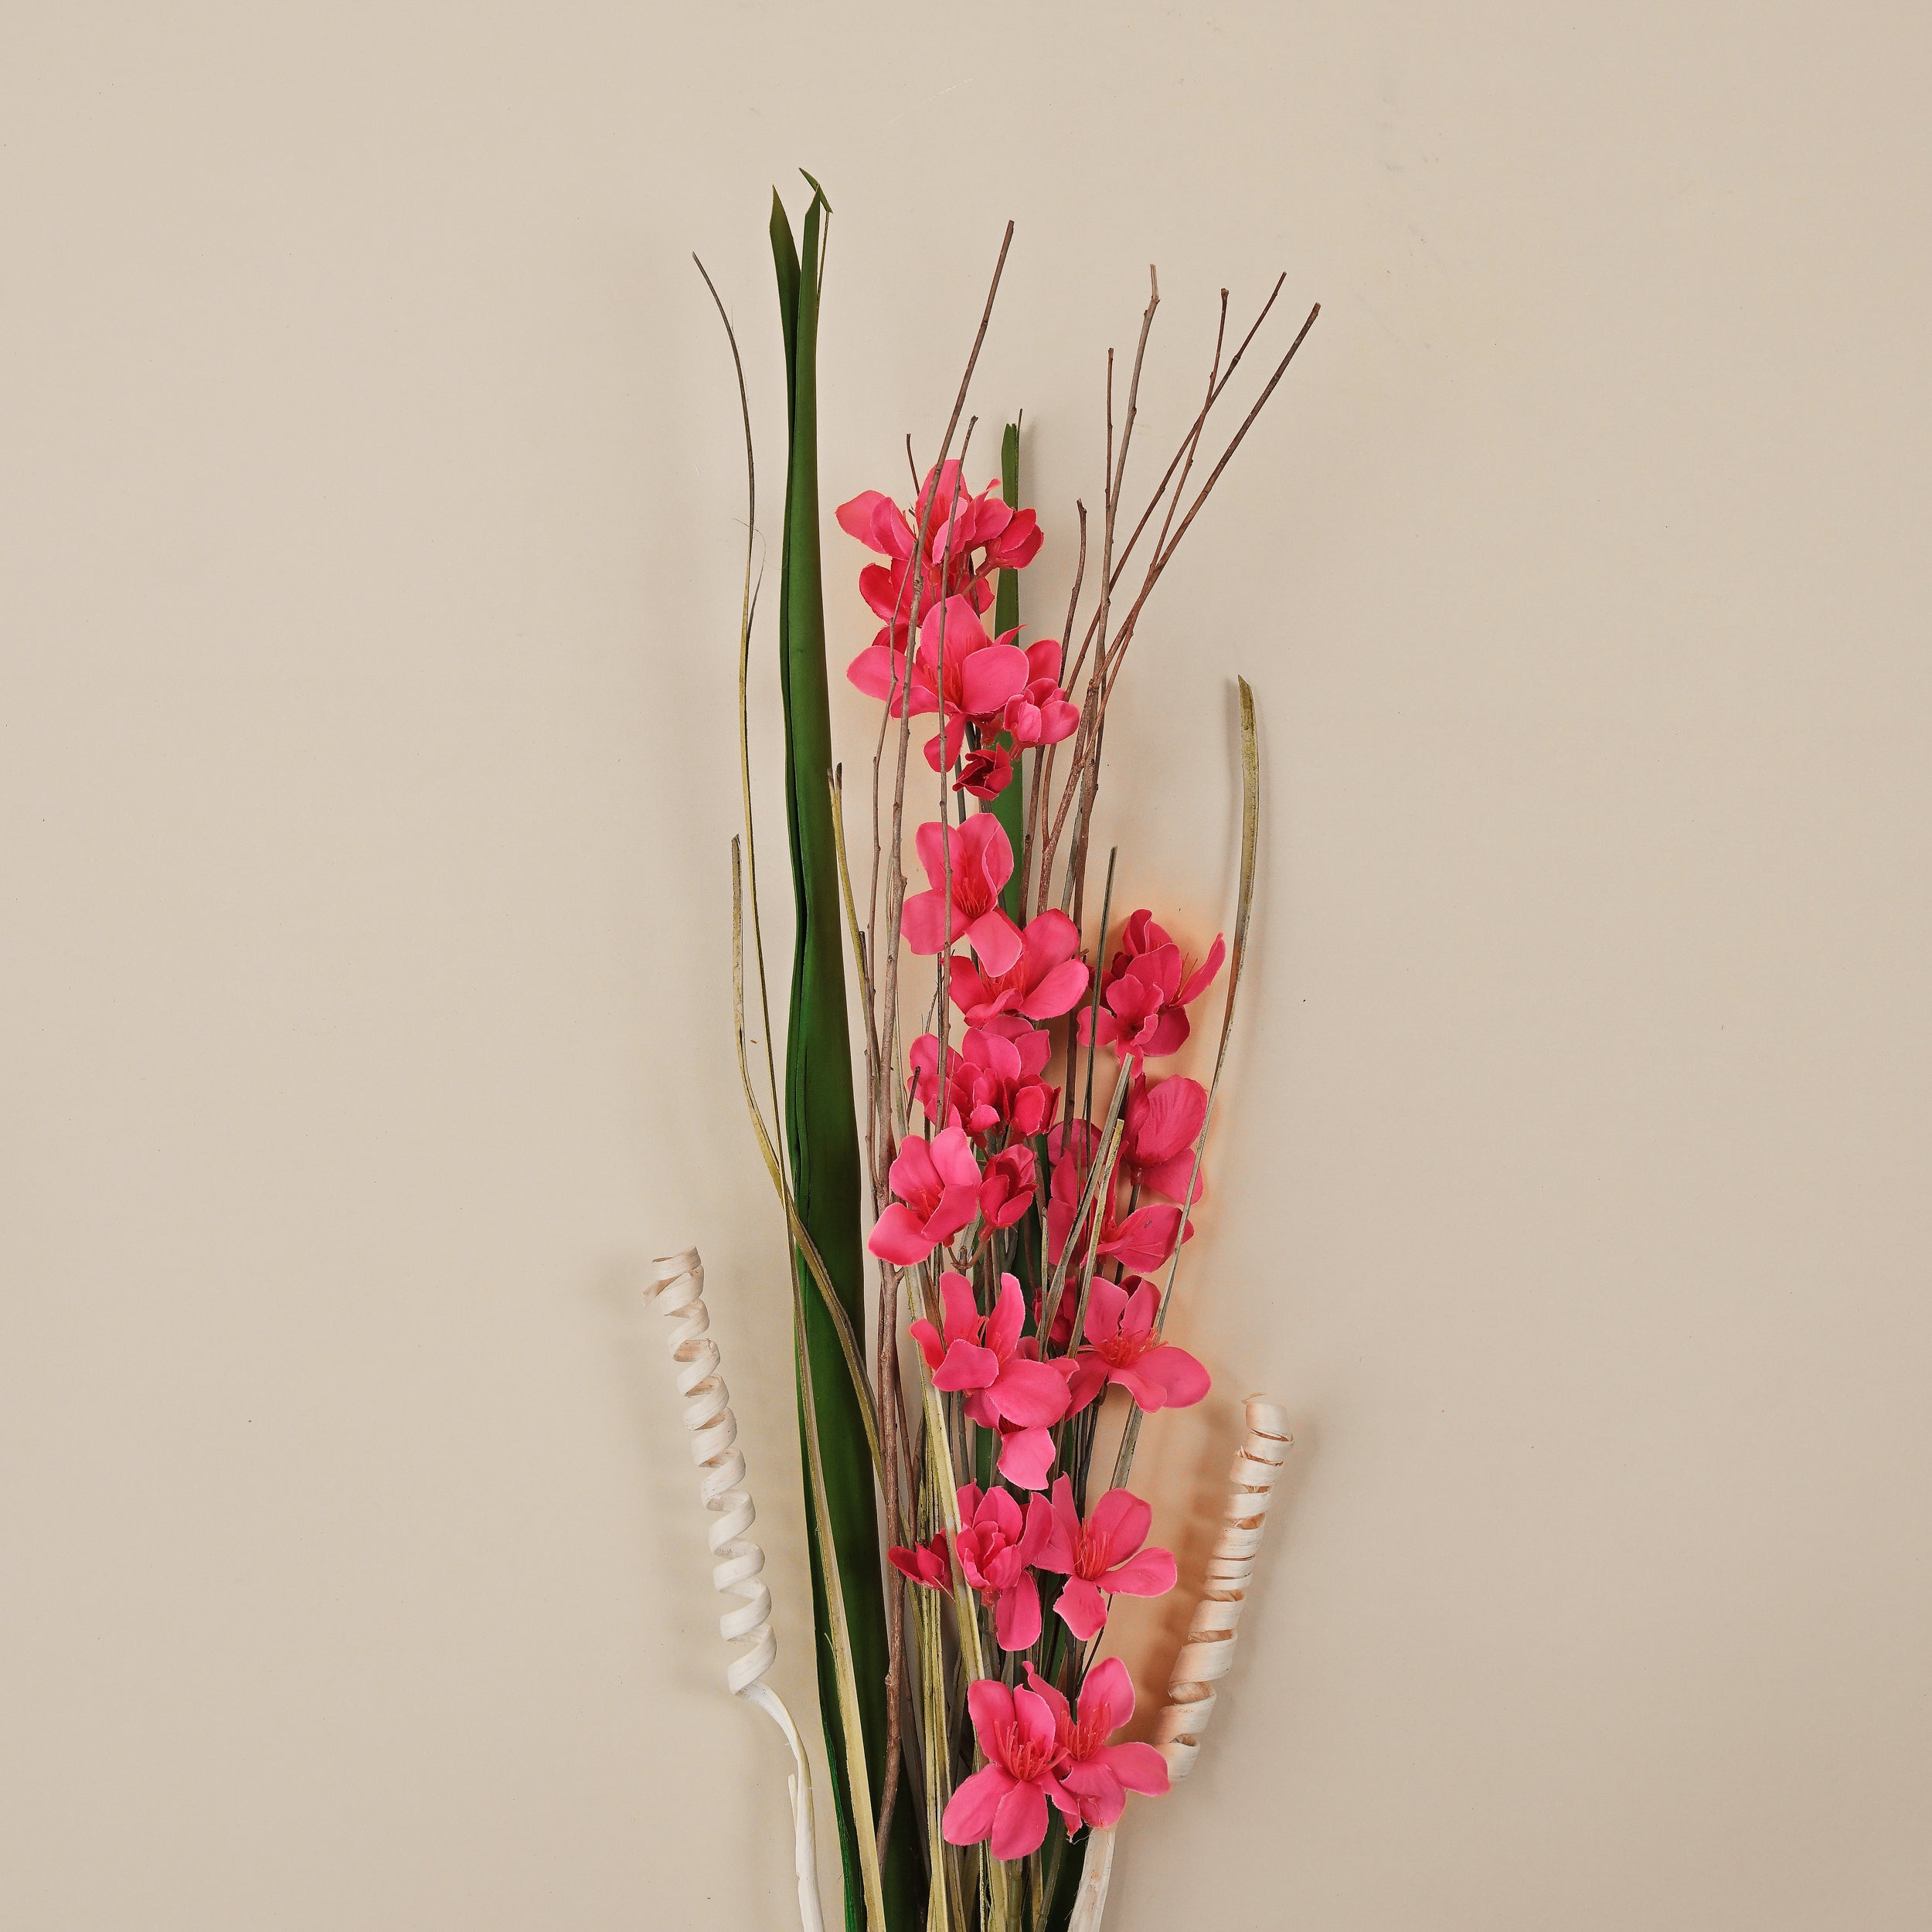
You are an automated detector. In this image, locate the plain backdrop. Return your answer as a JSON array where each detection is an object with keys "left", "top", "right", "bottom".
[{"left": 3, "top": 4, "right": 1928, "bottom": 1928}]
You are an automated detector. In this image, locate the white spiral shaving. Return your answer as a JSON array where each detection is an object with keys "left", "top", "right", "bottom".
[
  {"left": 646, "top": 1247, "right": 825, "bottom": 1932},
  {"left": 1152, "top": 1393, "right": 1294, "bottom": 1782}
]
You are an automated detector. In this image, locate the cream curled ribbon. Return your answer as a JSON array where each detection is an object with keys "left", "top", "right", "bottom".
[
  {"left": 1151, "top": 1393, "right": 1294, "bottom": 1783},
  {"left": 645, "top": 1247, "right": 825, "bottom": 1932},
  {"left": 1069, "top": 1396, "right": 1294, "bottom": 1932}
]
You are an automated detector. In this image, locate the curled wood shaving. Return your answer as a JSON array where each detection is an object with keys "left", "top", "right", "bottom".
[
  {"left": 646, "top": 1247, "right": 825, "bottom": 1932},
  {"left": 1153, "top": 1394, "right": 1294, "bottom": 1782}
]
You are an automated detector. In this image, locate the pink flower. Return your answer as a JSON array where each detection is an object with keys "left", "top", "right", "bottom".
[
  {"left": 913, "top": 597, "right": 1032, "bottom": 772},
  {"left": 1046, "top": 1121, "right": 1191, "bottom": 1274},
  {"left": 942, "top": 1676, "right": 1077, "bottom": 1861},
  {"left": 836, "top": 471, "right": 991, "bottom": 651},
  {"left": 978, "top": 1143, "right": 1038, "bottom": 1233},
  {"left": 1031, "top": 1476, "right": 1177, "bottom": 1641},
  {"left": 1021, "top": 1658, "right": 1168, "bottom": 1828},
  {"left": 1119, "top": 1073, "right": 1208, "bottom": 1203},
  {"left": 1077, "top": 910, "right": 1226, "bottom": 1062},
  {"left": 955, "top": 743, "right": 1014, "bottom": 799},
  {"left": 1062, "top": 1277, "right": 1211, "bottom": 1417},
  {"left": 1001, "top": 638, "right": 1080, "bottom": 750},
  {"left": 887, "top": 1532, "right": 951, "bottom": 1592},
  {"left": 838, "top": 466, "right": 1043, "bottom": 703},
  {"left": 907, "top": 1021, "right": 1057, "bottom": 1141},
  {"left": 949, "top": 910, "right": 1090, "bottom": 1025},
  {"left": 954, "top": 1483, "right": 1052, "bottom": 1651},
  {"left": 868, "top": 1125, "right": 984, "bottom": 1264},
  {"left": 902, "top": 816, "right": 1023, "bottom": 976},
  {"left": 910, "top": 1271, "right": 1070, "bottom": 1486}
]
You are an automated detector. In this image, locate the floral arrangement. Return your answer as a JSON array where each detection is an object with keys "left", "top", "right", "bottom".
[{"left": 649, "top": 174, "right": 1318, "bottom": 1932}]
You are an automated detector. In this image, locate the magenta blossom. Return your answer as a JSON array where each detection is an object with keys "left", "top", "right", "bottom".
[
  {"left": 977, "top": 1143, "right": 1038, "bottom": 1234},
  {"left": 902, "top": 815, "right": 1023, "bottom": 978},
  {"left": 1077, "top": 910, "right": 1226, "bottom": 1061},
  {"left": 943, "top": 1676, "right": 1077, "bottom": 1862},
  {"left": 1031, "top": 1477, "right": 1177, "bottom": 1641},
  {"left": 1046, "top": 1121, "right": 1190, "bottom": 1274},
  {"left": 949, "top": 909, "right": 1089, "bottom": 1025},
  {"left": 911, "top": 597, "right": 1033, "bottom": 772},
  {"left": 1022, "top": 1658, "right": 1168, "bottom": 1828},
  {"left": 908, "top": 1021, "right": 1057, "bottom": 1141},
  {"left": 838, "top": 465, "right": 1042, "bottom": 690},
  {"left": 869, "top": 1125, "right": 982, "bottom": 1264},
  {"left": 954, "top": 1482, "right": 1051, "bottom": 1651},
  {"left": 1119, "top": 1073, "right": 1208, "bottom": 1203},
  {"left": 886, "top": 1532, "right": 951, "bottom": 1593},
  {"left": 1001, "top": 637, "right": 1080, "bottom": 750},
  {"left": 910, "top": 1272, "right": 1069, "bottom": 1485},
  {"left": 956, "top": 743, "right": 1014, "bottom": 799},
  {"left": 1061, "top": 1277, "right": 1212, "bottom": 1418}
]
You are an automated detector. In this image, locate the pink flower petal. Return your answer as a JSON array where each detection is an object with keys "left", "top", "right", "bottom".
[
  {"left": 1109, "top": 1360, "right": 1175, "bottom": 1411},
  {"left": 966, "top": 1675, "right": 1015, "bottom": 1753},
  {"left": 859, "top": 562, "right": 903, "bottom": 623},
  {"left": 1054, "top": 1575, "right": 1109, "bottom": 1641},
  {"left": 1059, "top": 1760, "right": 1127, "bottom": 1826},
  {"left": 868, "top": 1204, "right": 934, "bottom": 1264},
  {"left": 984, "top": 1274, "right": 1025, "bottom": 1356},
  {"left": 995, "top": 1423, "right": 1057, "bottom": 1489},
  {"left": 1083, "top": 1277, "right": 1131, "bottom": 1345},
  {"left": 976, "top": 1485, "right": 1022, "bottom": 1540},
  {"left": 988, "top": 1355, "right": 1072, "bottom": 1429},
  {"left": 993, "top": 1573, "right": 1041, "bottom": 1652},
  {"left": 1101, "top": 1202, "right": 1185, "bottom": 1274},
  {"left": 1141, "top": 1344, "right": 1211, "bottom": 1408},
  {"left": 961, "top": 642, "right": 1030, "bottom": 718},
  {"left": 931, "top": 1341, "right": 1001, "bottom": 1393},
  {"left": 1080, "top": 1658, "right": 1136, "bottom": 1730},
  {"left": 1020, "top": 957, "right": 1089, "bottom": 1021},
  {"left": 1177, "top": 935, "right": 1226, "bottom": 1005},
  {"left": 1132, "top": 1076, "right": 1208, "bottom": 1164},
  {"left": 1098, "top": 1545, "right": 1176, "bottom": 1599},
  {"left": 1100, "top": 1740, "right": 1169, "bottom": 1796},
  {"left": 906, "top": 1317, "right": 944, "bottom": 1370},
  {"left": 942, "top": 1764, "right": 1015, "bottom": 1847},
  {"left": 1019, "top": 1493, "right": 1054, "bottom": 1564},
  {"left": 847, "top": 642, "right": 900, "bottom": 701},
  {"left": 988, "top": 1777, "right": 1049, "bottom": 1862},
  {"left": 938, "top": 1269, "right": 980, "bottom": 1342},
  {"left": 968, "top": 909, "right": 1024, "bottom": 978},
  {"left": 927, "top": 1182, "right": 982, "bottom": 1245},
  {"left": 1138, "top": 1151, "right": 1205, "bottom": 1203},
  {"left": 961, "top": 811, "right": 1014, "bottom": 886},
  {"left": 930, "top": 1126, "right": 983, "bottom": 1189},
  {"left": 901, "top": 886, "right": 957, "bottom": 955},
  {"left": 1141, "top": 1009, "right": 1192, "bottom": 1058},
  {"left": 1013, "top": 1685, "right": 1058, "bottom": 1757},
  {"left": 1087, "top": 1488, "right": 1152, "bottom": 1558}
]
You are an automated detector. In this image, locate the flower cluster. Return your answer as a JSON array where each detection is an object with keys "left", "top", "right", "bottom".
[
  {"left": 835, "top": 464, "right": 1234, "bottom": 1869},
  {"left": 842, "top": 463, "right": 1077, "bottom": 799},
  {"left": 938, "top": 1661, "right": 1169, "bottom": 1860}
]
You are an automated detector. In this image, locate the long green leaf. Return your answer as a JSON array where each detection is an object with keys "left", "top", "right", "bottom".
[{"left": 771, "top": 176, "right": 923, "bottom": 1932}]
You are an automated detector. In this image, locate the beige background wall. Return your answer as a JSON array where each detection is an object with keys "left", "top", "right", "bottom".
[{"left": 4, "top": 4, "right": 1927, "bottom": 1927}]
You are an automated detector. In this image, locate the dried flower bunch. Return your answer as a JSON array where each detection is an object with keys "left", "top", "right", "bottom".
[{"left": 663, "top": 173, "right": 1315, "bottom": 1932}]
